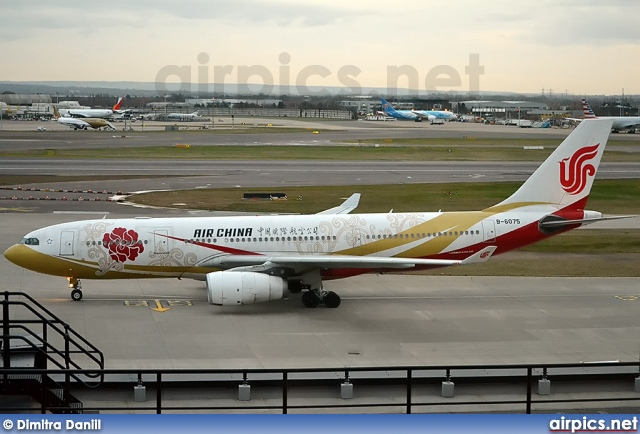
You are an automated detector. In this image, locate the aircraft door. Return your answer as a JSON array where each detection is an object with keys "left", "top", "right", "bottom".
[
  {"left": 60, "top": 230, "right": 75, "bottom": 256},
  {"left": 481, "top": 220, "right": 496, "bottom": 242},
  {"left": 352, "top": 230, "right": 362, "bottom": 248},
  {"left": 153, "top": 229, "right": 169, "bottom": 255}
]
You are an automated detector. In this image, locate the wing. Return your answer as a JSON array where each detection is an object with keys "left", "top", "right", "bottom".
[
  {"left": 316, "top": 193, "right": 360, "bottom": 215},
  {"left": 218, "top": 246, "right": 497, "bottom": 273},
  {"left": 411, "top": 110, "right": 435, "bottom": 121},
  {"left": 614, "top": 119, "right": 640, "bottom": 129}
]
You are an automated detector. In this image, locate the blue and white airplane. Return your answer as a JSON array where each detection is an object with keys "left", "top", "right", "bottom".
[{"left": 381, "top": 98, "right": 458, "bottom": 122}]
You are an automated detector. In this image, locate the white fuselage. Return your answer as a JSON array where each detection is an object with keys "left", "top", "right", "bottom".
[
  {"left": 8, "top": 205, "right": 579, "bottom": 281},
  {"left": 60, "top": 109, "right": 115, "bottom": 119}
]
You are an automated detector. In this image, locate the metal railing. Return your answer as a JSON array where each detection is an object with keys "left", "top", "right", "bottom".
[
  {"left": 1, "top": 362, "right": 639, "bottom": 414},
  {"left": 1, "top": 291, "right": 104, "bottom": 388}
]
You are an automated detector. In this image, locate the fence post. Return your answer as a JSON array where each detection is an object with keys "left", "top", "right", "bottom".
[
  {"left": 156, "top": 372, "right": 162, "bottom": 414},
  {"left": 341, "top": 370, "right": 353, "bottom": 399},
  {"left": 134, "top": 373, "right": 146, "bottom": 402},
  {"left": 238, "top": 371, "right": 250, "bottom": 401},
  {"left": 406, "top": 369, "right": 412, "bottom": 414},
  {"left": 282, "top": 371, "right": 288, "bottom": 414},
  {"left": 538, "top": 367, "right": 551, "bottom": 395},
  {"left": 441, "top": 368, "right": 454, "bottom": 398},
  {"left": 2, "top": 292, "right": 10, "bottom": 373},
  {"left": 526, "top": 367, "right": 532, "bottom": 414}
]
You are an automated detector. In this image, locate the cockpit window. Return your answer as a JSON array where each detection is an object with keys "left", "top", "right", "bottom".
[{"left": 19, "top": 238, "right": 39, "bottom": 246}]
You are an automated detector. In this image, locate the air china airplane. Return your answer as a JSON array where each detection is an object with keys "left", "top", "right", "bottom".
[{"left": 4, "top": 119, "right": 622, "bottom": 308}]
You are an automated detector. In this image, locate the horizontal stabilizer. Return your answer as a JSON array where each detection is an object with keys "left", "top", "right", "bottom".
[
  {"left": 539, "top": 215, "right": 636, "bottom": 228},
  {"left": 461, "top": 246, "right": 497, "bottom": 264},
  {"left": 316, "top": 193, "right": 361, "bottom": 215}
]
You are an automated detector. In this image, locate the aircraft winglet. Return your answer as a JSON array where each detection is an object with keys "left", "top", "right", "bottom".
[{"left": 316, "top": 193, "right": 361, "bottom": 215}]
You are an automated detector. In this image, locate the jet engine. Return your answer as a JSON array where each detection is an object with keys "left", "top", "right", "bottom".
[{"left": 206, "top": 271, "right": 287, "bottom": 306}]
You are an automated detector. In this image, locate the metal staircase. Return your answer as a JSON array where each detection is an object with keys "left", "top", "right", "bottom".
[{"left": 1, "top": 291, "right": 104, "bottom": 413}]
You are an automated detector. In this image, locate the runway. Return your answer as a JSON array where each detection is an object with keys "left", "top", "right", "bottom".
[
  {"left": 3, "top": 118, "right": 640, "bottom": 150},
  {"left": 1, "top": 119, "right": 639, "bottom": 370}
]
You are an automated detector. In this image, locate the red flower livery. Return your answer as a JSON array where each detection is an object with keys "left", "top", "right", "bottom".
[{"left": 102, "top": 228, "right": 144, "bottom": 263}]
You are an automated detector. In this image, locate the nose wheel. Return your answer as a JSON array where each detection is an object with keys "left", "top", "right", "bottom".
[{"left": 67, "top": 277, "right": 83, "bottom": 301}]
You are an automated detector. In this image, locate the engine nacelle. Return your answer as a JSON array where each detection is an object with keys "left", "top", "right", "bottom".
[{"left": 206, "top": 271, "right": 287, "bottom": 306}]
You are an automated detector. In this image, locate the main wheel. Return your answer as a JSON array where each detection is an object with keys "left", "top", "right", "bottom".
[
  {"left": 301, "top": 291, "right": 320, "bottom": 308},
  {"left": 323, "top": 291, "right": 341, "bottom": 308},
  {"left": 71, "top": 289, "right": 83, "bottom": 301}
]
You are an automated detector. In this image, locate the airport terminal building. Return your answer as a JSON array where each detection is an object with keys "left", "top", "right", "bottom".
[{"left": 459, "top": 100, "right": 549, "bottom": 118}]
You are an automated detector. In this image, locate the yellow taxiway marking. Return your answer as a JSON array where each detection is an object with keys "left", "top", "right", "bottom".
[
  {"left": 166, "top": 300, "right": 193, "bottom": 307},
  {"left": 614, "top": 295, "right": 639, "bottom": 301},
  {"left": 150, "top": 299, "right": 171, "bottom": 312},
  {"left": 0, "top": 207, "right": 33, "bottom": 212},
  {"left": 124, "top": 300, "right": 149, "bottom": 307},
  {"left": 123, "top": 299, "right": 193, "bottom": 311}
]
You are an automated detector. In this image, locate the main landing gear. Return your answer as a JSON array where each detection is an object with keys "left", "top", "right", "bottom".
[
  {"left": 67, "top": 277, "right": 83, "bottom": 301},
  {"left": 301, "top": 289, "right": 341, "bottom": 309}
]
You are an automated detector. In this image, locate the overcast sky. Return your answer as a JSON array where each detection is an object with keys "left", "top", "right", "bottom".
[{"left": 2, "top": 0, "right": 639, "bottom": 95}]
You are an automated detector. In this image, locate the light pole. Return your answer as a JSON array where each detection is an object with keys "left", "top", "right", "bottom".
[{"left": 164, "top": 94, "right": 170, "bottom": 117}]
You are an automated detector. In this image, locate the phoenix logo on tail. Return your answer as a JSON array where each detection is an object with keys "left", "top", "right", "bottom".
[{"left": 559, "top": 144, "right": 599, "bottom": 195}]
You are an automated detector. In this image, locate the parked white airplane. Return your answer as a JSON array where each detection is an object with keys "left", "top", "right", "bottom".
[
  {"left": 580, "top": 99, "right": 640, "bottom": 133},
  {"left": 167, "top": 111, "right": 201, "bottom": 121},
  {"left": 59, "top": 97, "right": 123, "bottom": 119},
  {"left": 53, "top": 107, "right": 116, "bottom": 131},
  {"left": 4, "top": 119, "right": 623, "bottom": 308},
  {"left": 381, "top": 98, "right": 458, "bottom": 122}
]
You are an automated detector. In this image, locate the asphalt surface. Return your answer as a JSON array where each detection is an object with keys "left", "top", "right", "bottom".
[{"left": 1, "top": 117, "right": 639, "bottom": 373}]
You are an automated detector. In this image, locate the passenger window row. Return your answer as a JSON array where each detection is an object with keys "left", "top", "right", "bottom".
[{"left": 186, "top": 230, "right": 481, "bottom": 245}]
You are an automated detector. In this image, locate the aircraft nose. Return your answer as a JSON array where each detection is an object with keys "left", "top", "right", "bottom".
[{"left": 4, "top": 244, "right": 34, "bottom": 268}]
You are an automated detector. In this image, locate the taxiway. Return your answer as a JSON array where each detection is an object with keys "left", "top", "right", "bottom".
[{"left": 1, "top": 119, "right": 639, "bottom": 370}]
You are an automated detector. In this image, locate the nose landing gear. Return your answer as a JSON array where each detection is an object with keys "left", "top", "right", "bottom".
[{"left": 67, "top": 277, "right": 83, "bottom": 301}]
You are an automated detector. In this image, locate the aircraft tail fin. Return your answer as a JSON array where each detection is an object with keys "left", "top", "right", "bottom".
[
  {"left": 113, "top": 97, "right": 123, "bottom": 111},
  {"left": 582, "top": 99, "right": 597, "bottom": 119},
  {"left": 492, "top": 118, "right": 613, "bottom": 211},
  {"left": 380, "top": 98, "right": 399, "bottom": 116},
  {"left": 53, "top": 106, "right": 60, "bottom": 119}
]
